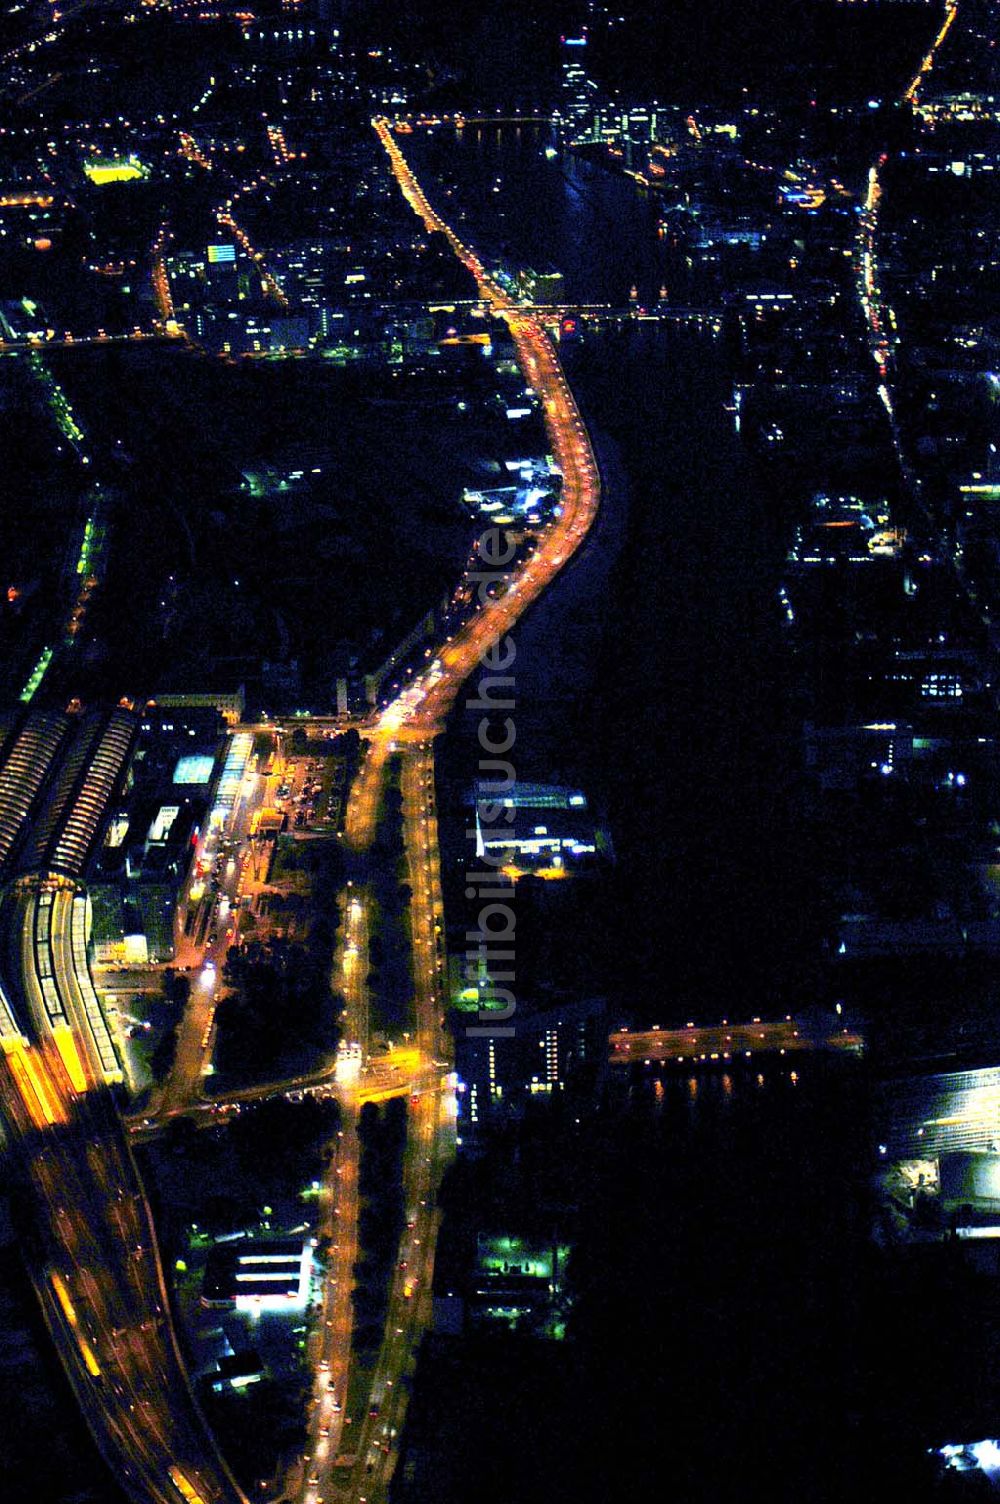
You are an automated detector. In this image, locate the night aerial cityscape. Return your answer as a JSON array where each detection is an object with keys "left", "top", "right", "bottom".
[{"left": 5, "top": 0, "right": 1000, "bottom": 1500}]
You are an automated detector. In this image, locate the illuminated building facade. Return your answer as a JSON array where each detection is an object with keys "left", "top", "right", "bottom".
[
  {"left": 452, "top": 995, "right": 607, "bottom": 1152},
  {"left": 559, "top": 34, "right": 598, "bottom": 141}
]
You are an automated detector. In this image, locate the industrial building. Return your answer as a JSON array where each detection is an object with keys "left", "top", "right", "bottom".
[
  {"left": 876, "top": 1063, "right": 1000, "bottom": 1160},
  {"left": 88, "top": 707, "right": 227, "bottom": 964},
  {"left": 468, "top": 781, "right": 609, "bottom": 880},
  {"left": 434, "top": 1231, "right": 572, "bottom": 1339},
  {"left": 201, "top": 1237, "right": 314, "bottom": 1313}
]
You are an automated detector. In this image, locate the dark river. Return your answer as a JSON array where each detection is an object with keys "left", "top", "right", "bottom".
[
  {"left": 408, "top": 124, "right": 972, "bottom": 1503},
  {"left": 411, "top": 121, "right": 676, "bottom": 307},
  {"left": 417, "top": 122, "right": 814, "bottom": 1020}
]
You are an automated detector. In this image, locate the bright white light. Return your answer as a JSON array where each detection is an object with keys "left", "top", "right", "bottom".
[{"left": 971, "top": 1440, "right": 1000, "bottom": 1472}]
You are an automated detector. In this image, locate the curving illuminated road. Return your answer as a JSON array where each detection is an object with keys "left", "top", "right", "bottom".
[
  {"left": 902, "top": 0, "right": 959, "bottom": 106},
  {"left": 294, "top": 121, "right": 603, "bottom": 1504},
  {"left": 0, "top": 104, "right": 604, "bottom": 1504},
  {"left": 369, "top": 116, "right": 601, "bottom": 739},
  {"left": 857, "top": 2, "right": 959, "bottom": 417},
  {"left": 0, "top": 880, "right": 249, "bottom": 1504}
]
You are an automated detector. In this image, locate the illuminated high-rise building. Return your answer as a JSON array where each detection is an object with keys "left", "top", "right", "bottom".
[{"left": 559, "top": 32, "right": 598, "bottom": 141}]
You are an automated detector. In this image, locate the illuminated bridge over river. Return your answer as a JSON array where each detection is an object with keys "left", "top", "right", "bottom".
[{"left": 610, "top": 1019, "right": 864, "bottom": 1065}]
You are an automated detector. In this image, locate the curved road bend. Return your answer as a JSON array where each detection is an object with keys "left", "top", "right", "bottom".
[{"left": 296, "top": 122, "right": 604, "bottom": 1504}]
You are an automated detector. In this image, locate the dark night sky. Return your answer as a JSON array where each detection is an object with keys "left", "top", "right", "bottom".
[{"left": 362, "top": 0, "right": 939, "bottom": 107}]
